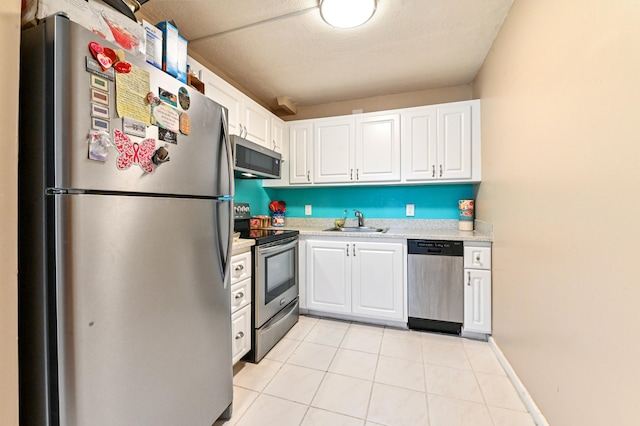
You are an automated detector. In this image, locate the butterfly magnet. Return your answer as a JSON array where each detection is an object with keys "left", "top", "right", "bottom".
[{"left": 113, "top": 129, "right": 155, "bottom": 173}]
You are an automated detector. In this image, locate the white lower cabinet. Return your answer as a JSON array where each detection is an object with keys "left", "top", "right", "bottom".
[
  {"left": 230, "top": 252, "right": 252, "bottom": 364},
  {"left": 463, "top": 243, "right": 492, "bottom": 334},
  {"left": 306, "top": 238, "right": 405, "bottom": 322},
  {"left": 231, "top": 304, "right": 251, "bottom": 365}
]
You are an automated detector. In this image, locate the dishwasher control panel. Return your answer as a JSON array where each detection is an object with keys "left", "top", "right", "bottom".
[{"left": 408, "top": 240, "right": 463, "bottom": 256}]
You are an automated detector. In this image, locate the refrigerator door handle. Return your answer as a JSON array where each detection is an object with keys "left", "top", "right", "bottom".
[{"left": 220, "top": 111, "right": 234, "bottom": 287}]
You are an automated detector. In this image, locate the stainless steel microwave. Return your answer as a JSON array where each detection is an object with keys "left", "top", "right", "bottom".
[{"left": 232, "top": 135, "right": 281, "bottom": 179}]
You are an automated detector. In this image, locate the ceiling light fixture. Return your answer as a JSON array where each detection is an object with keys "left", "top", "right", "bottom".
[{"left": 320, "top": 0, "right": 377, "bottom": 29}]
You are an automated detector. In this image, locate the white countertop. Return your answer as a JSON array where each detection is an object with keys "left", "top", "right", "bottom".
[
  {"left": 264, "top": 218, "right": 493, "bottom": 242},
  {"left": 290, "top": 226, "right": 492, "bottom": 242},
  {"left": 231, "top": 238, "right": 255, "bottom": 255}
]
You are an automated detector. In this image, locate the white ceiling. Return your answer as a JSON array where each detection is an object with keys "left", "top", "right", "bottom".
[{"left": 138, "top": 0, "right": 514, "bottom": 112}]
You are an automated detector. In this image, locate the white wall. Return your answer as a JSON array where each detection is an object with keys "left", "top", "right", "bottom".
[
  {"left": 473, "top": 0, "right": 640, "bottom": 424},
  {"left": 0, "top": 0, "right": 20, "bottom": 424}
]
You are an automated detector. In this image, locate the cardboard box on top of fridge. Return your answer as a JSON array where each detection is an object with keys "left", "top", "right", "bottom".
[
  {"left": 177, "top": 34, "right": 188, "bottom": 83},
  {"left": 21, "top": 0, "right": 146, "bottom": 59},
  {"left": 156, "top": 21, "right": 179, "bottom": 78},
  {"left": 143, "top": 20, "right": 163, "bottom": 70}
]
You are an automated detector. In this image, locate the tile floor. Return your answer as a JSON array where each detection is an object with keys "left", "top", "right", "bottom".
[{"left": 215, "top": 316, "right": 536, "bottom": 426}]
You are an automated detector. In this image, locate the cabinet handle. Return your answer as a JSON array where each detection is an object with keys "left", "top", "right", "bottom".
[
  {"left": 356, "top": 169, "right": 360, "bottom": 180},
  {"left": 346, "top": 243, "right": 349, "bottom": 256},
  {"left": 272, "top": 140, "right": 276, "bottom": 150},
  {"left": 475, "top": 253, "right": 481, "bottom": 263},
  {"left": 439, "top": 165, "right": 443, "bottom": 177},
  {"left": 350, "top": 168, "right": 353, "bottom": 180},
  {"left": 467, "top": 271, "right": 471, "bottom": 286},
  {"left": 244, "top": 125, "right": 248, "bottom": 138},
  {"left": 235, "top": 331, "right": 244, "bottom": 340},
  {"left": 238, "top": 123, "right": 243, "bottom": 137},
  {"left": 235, "top": 292, "right": 244, "bottom": 299},
  {"left": 307, "top": 170, "right": 311, "bottom": 181},
  {"left": 235, "top": 264, "right": 244, "bottom": 271},
  {"left": 432, "top": 165, "right": 435, "bottom": 178},
  {"left": 353, "top": 244, "right": 356, "bottom": 256}
]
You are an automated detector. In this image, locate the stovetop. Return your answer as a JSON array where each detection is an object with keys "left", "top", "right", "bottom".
[{"left": 234, "top": 202, "right": 298, "bottom": 245}]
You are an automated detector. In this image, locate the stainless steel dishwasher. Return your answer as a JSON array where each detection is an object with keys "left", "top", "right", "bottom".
[{"left": 407, "top": 240, "right": 464, "bottom": 334}]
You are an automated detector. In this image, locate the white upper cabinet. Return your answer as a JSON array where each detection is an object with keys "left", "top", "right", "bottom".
[
  {"left": 402, "top": 100, "right": 480, "bottom": 183},
  {"left": 314, "top": 117, "right": 355, "bottom": 183},
  {"left": 438, "top": 103, "right": 472, "bottom": 180},
  {"left": 289, "top": 122, "right": 314, "bottom": 184},
  {"left": 243, "top": 101, "right": 271, "bottom": 147},
  {"left": 313, "top": 113, "right": 400, "bottom": 184},
  {"left": 271, "top": 115, "right": 285, "bottom": 155},
  {"left": 197, "top": 61, "right": 271, "bottom": 147},
  {"left": 355, "top": 114, "right": 401, "bottom": 182}
]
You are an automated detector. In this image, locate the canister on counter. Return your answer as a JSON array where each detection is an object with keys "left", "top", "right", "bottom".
[{"left": 458, "top": 199, "right": 475, "bottom": 231}]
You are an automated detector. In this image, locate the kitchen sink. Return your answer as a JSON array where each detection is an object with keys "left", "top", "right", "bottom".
[{"left": 324, "top": 226, "right": 387, "bottom": 233}]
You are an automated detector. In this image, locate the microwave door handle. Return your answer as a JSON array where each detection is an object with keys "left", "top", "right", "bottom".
[{"left": 258, "top": 239, "right": 297, "bottom": 255}]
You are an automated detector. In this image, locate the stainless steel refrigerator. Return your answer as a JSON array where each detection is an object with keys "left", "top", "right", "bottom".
[{"left": 18, "top": 14, "right": 234, "bottom": 425}]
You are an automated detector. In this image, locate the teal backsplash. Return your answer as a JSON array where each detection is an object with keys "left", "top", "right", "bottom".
[{"left": 235, "top": 179, "right": 474, "bottom": 219}]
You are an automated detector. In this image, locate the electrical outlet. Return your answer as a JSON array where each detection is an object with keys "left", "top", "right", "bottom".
[
  {"left": 305, "top": 205, "right": 312, "bottom": 215},
  {"left": 406, "top": 204, "right": 415, "bottom": 217}
]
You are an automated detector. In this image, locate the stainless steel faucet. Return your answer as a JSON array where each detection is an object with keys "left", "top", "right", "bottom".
[{"left": 354, "top": 209, "right": 364, "bottom": 227}]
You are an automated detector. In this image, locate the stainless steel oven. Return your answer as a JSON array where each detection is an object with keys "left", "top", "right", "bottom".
[
  {"left": 255, "top": 236, "right": 299, "bottom": 327},
  {"left": 234, "top": 202, "right": 299, "bottom": 363},
  {"left": 252, "top": 236, "right": 299, "bottom": 362}
]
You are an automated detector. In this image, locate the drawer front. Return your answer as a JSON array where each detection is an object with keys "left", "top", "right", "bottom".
[
  {"left": 464, "top": 246, "right": 492, "bottom": 270},
  {"left": 231, "top": 304, "right": 252, "bottom": 365},
  {"left": 231, "top": 277, "right": 251, "bottom": 312},
  {"left": 230, "top": 251, "right": 251, "bottom": 284}
]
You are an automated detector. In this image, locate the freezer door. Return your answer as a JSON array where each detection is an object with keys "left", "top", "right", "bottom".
[
  {"left": 24, "top": 15, "right": 232, "bottom": 197},
  {"left": 54, "top": 194, "right": 232, "bottom": 425}
]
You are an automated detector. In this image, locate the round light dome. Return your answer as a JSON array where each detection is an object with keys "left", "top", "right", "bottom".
[{"left": 320, "top": 0, "right": 377, "bottom": 29}]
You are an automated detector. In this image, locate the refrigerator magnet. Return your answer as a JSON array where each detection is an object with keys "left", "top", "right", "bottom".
[
  {"left": 90, "top": 75, "right": 109, "bottom": 92},
  {"left": 91, "top": 103, "right": 110, "bottom": 119},
  {"left": 158, "top": 127, "right": 178, "bottom": 145},
  {"left": 88, "top": 130, "right": 110, "bottom": 162},
  {"left": 91, "top": 88, "right": 109, "bottom": 106},
  {"left": 178, "top": 87, "right": 190, "bottom": 110},
  {"left": 159, "top": 87, "right": 177, "bottom": 107},
  {"left": 122, "top": 117, "right": 147, "bottom": 138},
  {"left": 179, "top": 113, "right": 190, "bottom": 135},
  {"left": 91, "top": 117, "right": 110, "bottom": 132},
  {"left": 113, "top": 129, "right": 155, "bottom": 173},
  {"left": 85, "top": 56, "right": 115, "bottom": 81}
]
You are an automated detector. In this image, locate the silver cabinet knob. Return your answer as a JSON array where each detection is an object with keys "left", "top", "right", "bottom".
[
  {"left": 235, "top": 292, "right": 244, "bottom": 299},
  {"left": 235, "top": 331, "right": 244, "bottom": 340},
  {"left": 235, "top": 264, "right": 244, "bottom": 271}
]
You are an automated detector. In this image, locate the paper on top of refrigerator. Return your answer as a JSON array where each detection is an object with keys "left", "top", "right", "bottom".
[{"left": 22, "top": 0, "right": 146, "bottom": 59}]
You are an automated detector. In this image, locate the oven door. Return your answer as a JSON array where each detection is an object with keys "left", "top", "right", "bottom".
[{"left": 254, "top": 237, "right": 299, "bottom": 328}]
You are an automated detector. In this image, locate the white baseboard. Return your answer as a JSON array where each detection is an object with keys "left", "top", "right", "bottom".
[{"left": 488, "top": 337, "right": 550, "bottom": 426}]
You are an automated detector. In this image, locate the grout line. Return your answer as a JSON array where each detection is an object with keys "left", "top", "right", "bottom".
[{"left": 488, "top": 337, "right": 549, "bottom": 426}]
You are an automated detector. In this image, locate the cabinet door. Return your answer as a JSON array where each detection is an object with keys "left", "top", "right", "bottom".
[
  {"left": 401, "top": 107, "right": 438, "bottom": 181},
  {"left": 230, "top": 251, "right": 251, "bottom": 284},
  {"left": 463, "top": 269, "right": 492, "bottom": 334},
  {"left": 352, "top": 241, "right": 404, "bottom": 320},
  {"left": 271, "top": 116, "right": 285, "bottom": 154},
  {"left": 438, "top": 104, "right": 472, "bottom": 180},
  {"left": 204, "top": 74, "right": 243, "bottom": 137},
  {"left": 355, "top": 114, "right": 400, "bottom": 182},
  {"left": 289, "top": 123, "right": 314, "bottom": 184},
  {"left": 243, "top": 100, "right": 271, "bottom": 147},
  {"left": 306, "top": 240, "right": 352, "bottom": 314},
  {"left": 314, "top": 118, "right": 355, "bottom": 183},
  {"left": 231, "top": 304, "right": 252, "bottom": 364}
]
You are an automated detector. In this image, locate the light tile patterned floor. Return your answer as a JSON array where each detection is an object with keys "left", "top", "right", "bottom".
[{"left": 215, "top": 316, "right": 536, "bottom": 426}]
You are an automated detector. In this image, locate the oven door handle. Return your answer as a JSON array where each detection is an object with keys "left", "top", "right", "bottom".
[{"left": 257, "top": 238, "right": 298, "bottom": 255}]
